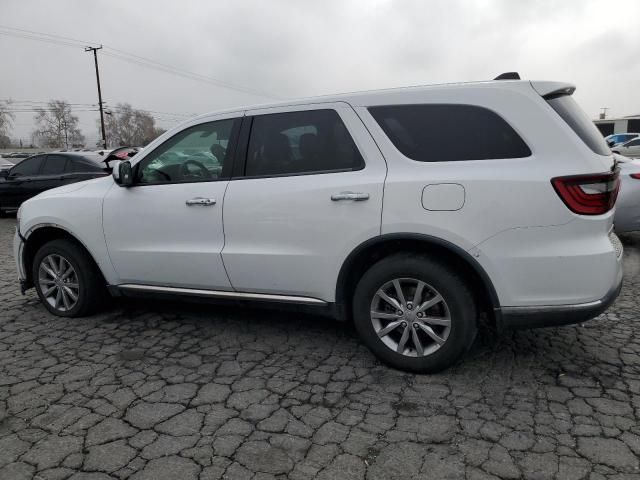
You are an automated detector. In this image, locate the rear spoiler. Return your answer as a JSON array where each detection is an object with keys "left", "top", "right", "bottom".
[
  {"left": 493, "top": 74, "right": 576, "bottom": 100},
  {"left": 530, "top": 81, "right": 576, "bottom": 99}
]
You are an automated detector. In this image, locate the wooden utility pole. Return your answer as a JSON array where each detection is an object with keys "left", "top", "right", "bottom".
[{"left": 85, "top": 46, "right": 107, "bottom": 149}]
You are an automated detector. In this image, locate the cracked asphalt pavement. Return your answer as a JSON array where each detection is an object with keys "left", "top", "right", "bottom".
[{"left": 1, "top": 217, "right": 640, "bottom": 479}]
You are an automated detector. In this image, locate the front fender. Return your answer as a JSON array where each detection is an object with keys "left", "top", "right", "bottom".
[{"left": 18, "top": 177, "right": 118, "bottom": 285}]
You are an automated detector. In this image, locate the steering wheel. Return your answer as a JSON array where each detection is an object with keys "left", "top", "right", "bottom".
[{"left": 179, "top": 159, "right": 212, "bottom": 180}]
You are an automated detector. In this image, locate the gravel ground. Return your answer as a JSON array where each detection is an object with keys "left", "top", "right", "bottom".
[{"left": 1, "top": 216, "right": 640, "bottom": 480}]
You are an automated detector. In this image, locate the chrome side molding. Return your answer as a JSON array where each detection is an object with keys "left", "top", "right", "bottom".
[{"left": 116, "top": 284, "right": 327, "bottom": 305}]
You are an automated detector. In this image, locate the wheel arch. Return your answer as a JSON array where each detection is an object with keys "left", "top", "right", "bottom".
[
  {"left": 335, "top": 233, "right": 501, "bottom": 323},
  {"left": 21, "top": 224, "right": 107, "bottom": 290}
]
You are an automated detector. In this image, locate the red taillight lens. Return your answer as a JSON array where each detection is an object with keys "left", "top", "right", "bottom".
[
  {"left": 551, "top": 170, "right": 620, "bottom": 215},
  {"left": 630, "top": 173, "right": 640, "bottom": 180}
]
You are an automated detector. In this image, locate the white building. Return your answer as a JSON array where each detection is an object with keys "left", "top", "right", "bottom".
[{"left": 594, "top": 115, "right": 640, "bottom": 136}]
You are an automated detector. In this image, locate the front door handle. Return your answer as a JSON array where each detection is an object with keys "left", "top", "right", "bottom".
[
  {"left": 331, "top": 191, "right": 369, "bottom": 201},
  {"left": 186, "top": 197, "right": 216, "bottom": 206}
]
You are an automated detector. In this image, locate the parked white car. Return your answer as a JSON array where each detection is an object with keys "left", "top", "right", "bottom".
[
  {"left": 612, "top": 137, "right": 640, "bottom": 158},
  {"left": 606, "top": 133, "right": 639, "bottom": 147},
  {"left": 614, "top": 154, "right": 640, "bottom": 233},
  {"left": 14, "top": 77, "right": 623, "bottom": 372}
]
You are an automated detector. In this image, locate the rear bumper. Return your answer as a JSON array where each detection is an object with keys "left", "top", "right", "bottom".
[{"left": 497, "top": 265, "right": 623, "bottom": 330}]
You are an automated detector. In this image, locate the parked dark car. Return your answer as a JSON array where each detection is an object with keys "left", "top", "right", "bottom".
[
  {"left": 0, "top": 159, "right": 14, "bottom": 171},
  {"left": 0, "top": 152, "right": 109, "bottom": 215},
  {"left": 6, "top": 152, "right": 33, "bottom": 159}
]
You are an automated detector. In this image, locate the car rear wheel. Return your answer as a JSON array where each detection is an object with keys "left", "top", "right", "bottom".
[
  {"left": 352, "top": 254, "right": 477, "bottom": 373},
  {"left": 33, "top": 239, "right": 105, "bottom": 317}
]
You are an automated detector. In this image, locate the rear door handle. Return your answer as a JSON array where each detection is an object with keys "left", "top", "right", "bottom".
[
  {"left": 186, "top": 197, "right": 216, "bottom": 206},
  {"left": 331, "top": 192, "right": 369, "bottom": 201}
]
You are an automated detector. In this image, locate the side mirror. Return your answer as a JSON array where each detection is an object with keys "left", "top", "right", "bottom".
[{"left": 112, "top": 160, "right": 134, "bottom": 187}]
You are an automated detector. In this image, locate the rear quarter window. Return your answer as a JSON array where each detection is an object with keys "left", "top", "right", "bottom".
[
  {"left": 368, "top": 104, "right": 531, "bottom": 162},
  {"left": 545, "top": 95, "right": 611, "bottom": 156}
]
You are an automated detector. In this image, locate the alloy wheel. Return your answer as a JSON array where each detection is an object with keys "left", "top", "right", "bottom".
[
  {"left": 38, "top": 254, "right": 80, "bottom": 312},
  {"left": 370, "top": 277, "right": 451, "bottom": 357}
]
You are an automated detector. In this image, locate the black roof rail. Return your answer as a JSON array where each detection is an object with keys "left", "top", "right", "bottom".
[{"left": 494, "top": 72, "right": 520, "bottom": 80}]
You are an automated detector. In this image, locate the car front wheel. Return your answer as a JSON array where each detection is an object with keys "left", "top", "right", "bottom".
[
  {"left": 33, "top": 239, "right": 105, "bottom": 317},
  {"left": 353, "top": 254, "right": 477, "bottom": 373}
]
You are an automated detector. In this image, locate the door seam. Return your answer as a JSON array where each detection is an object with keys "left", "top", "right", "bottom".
[{"left": 219, "top": 178, "right": 236, "bottom": 291}]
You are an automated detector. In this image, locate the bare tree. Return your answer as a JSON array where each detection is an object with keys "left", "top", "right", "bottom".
[
  {"left": 0, "top": 100, "right": 14, "bottom": 142},
  {"left": 33, "top": 100, "right": 85, "bottom": 149},
  {"left": 104, "top": 103, "right": 166, "bottom": 147}
]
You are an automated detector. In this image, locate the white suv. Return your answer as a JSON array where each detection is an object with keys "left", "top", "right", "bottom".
[{"left": 13, "top": 77, "right": 623, "bottom": 372}]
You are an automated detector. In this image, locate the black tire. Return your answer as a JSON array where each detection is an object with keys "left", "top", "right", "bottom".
[
  {"left": 352, "top": 254, "right": 477, "bottom": 373},
  {"left": 32, "top": 239, "right": 106, "bottom": 317}
]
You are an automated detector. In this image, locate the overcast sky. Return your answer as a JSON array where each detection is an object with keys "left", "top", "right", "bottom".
[{"left": 1, "top": 0, "right": 639, "bottom": 146}]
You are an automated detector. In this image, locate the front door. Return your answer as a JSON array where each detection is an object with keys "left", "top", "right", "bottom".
[
  {"left": 0, "top": 155, "right": 45, "bottom": 209},
  {"left": 222, "top": 103, "right": 387, "bottom": 301},
  {"left": 102, "top": 116, "right": 241, "bottom": 289}
]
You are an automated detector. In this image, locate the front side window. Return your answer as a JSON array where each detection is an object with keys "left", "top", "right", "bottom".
[
  {"left": 136, "top": 118, "right": 239, "bottom": 184},
  {"left": 40, "top": 155, "right": 68, "bottom": 175},
  {"left": 245, "top": 109, "right": 364, "bottom": 176},
  {"left": 369, "top": 104, "right": 531, "bottom": 162},
  {"left": 10, "top": 155, "right": 44, "bottom": 176}
]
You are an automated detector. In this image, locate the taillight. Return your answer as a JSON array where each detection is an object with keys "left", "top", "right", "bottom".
[
  {"left": 630, "top": 173, "right": 640, "bottom": 180},
  {"left": 551, "top": 170, "right": 620, "bottom": 215}
]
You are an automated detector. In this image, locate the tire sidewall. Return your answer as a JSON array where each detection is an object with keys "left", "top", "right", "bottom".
[
  {"left": 33, "top": 240, "right": 90, "bottom": 317},
  {"left": 353, "top": 256, "right": 477, "bottom": 373}
]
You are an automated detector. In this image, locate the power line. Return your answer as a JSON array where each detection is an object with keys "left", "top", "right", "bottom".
[
  {"left": 3, "top": 109, "right": 99, "bottom": 113},
  {"left": 106, "top": 105, "right": 193, "bottom": 119},
  {"left": 0, "top": 25, "right": 96, "bottom": 47},
  {"left": 2, "top": 99, "right": 193, "bottom": 119},
  {"left": 100, "top": 49, "right": 280, "bottom": 99},
  {"left": 1, "top": 99, "right": 97, "bottom": 105},
  {"left": 0, "top": 24, "right": 281, "bottom": 99}
]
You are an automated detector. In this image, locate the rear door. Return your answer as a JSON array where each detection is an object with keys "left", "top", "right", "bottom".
[
  {"left": 221, "top": 103, "right": 386, "bottom": 301},
  {"left": 35, "top": 154, "right": 69, "bottom": 194}
]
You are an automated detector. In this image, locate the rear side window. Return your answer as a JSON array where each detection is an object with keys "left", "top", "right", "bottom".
[
  {"left": 245, "top": 109, "right": 364, "bottom": 176},
  {"left": 40, "top": 155, "right": 68, "bottom": 175},
  {"left": 70, "top": 158, "right": 103, "bottom": 172},
  {"left": 546, "top": 95, "right": 611, "bottom": 156},
  {"left": 368, "top": 104, "right": 531, "bottom": 162}
]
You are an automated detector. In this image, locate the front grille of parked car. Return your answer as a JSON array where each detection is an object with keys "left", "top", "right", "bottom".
[{"left": 609, "top": 230, "right": 623, "bottom": 259}]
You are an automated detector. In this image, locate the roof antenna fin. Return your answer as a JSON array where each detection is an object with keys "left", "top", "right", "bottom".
[{"left": 494, "top": 72, "right": 520, "bottom": 80}]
